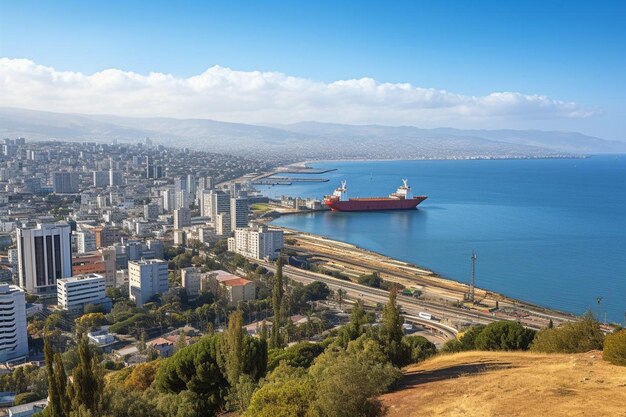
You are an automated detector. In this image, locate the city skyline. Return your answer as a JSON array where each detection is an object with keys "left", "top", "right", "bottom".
[{"left": 1, "top": 0, "right": 625, "bottom": 139}]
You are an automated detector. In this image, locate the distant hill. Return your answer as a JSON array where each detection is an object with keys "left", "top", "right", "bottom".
[
  {"left": 379, "top": 351, "right": 626, "bottom": 417},
  {"left": 2, "top": 107, "right": 624, "bottom": 161}
]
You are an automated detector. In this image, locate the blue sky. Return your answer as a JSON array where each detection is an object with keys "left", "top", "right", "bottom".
[{"left": 1, "top": 0, "right": 625, "bottom": 139}]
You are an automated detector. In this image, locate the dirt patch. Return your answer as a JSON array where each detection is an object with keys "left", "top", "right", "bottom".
[{"left": 380, "top": 351, "right": 626, "bottom": 417}]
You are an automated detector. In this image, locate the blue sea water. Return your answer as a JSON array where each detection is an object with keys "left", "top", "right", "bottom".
[{"left": 260, "top": 156, "right": 626, "bottom": 323}]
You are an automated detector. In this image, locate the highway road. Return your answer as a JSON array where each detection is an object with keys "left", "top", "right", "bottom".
[{"left": 260, "top": 262, "right": 510, "bottom": 340}]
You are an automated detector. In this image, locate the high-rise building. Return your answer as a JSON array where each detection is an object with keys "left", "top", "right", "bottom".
[
  {"left": 94, "top": 226, "right": 122, "bottom": 248},
  {"left": 93, "top": 171, "right": 109, "bottom": 187},
  {"left": 215, "top": 212, "right": 231, "bottom": 236},
  {"left": 22, "top": 178, "right": 42, "bottom": 194},
  {"left": 75, "top": 229, "right": 96, "bottom": 254},
  {"left": 230, "top": 197, "right": 249, "bottom": 230},
  {"left": 162, "top": 189, "right": 175, "bottom": 212},
  {"left": 199, "top": 176, "right": 214, "bottom": 190},
  {"left": 231, "top": 225, "right": 284, "bottom": 260},
  {"left": 209, "top": 190, "right": 230, "bottom": 220},
  {"left": 52, "top": 172, "right": 79, "bottom": 194},
  {"left": 128, "top": 259, "right": 168, "bottom": 307},
  {"left": 175, "top": 190, "right": 190, "bottom": 210},
  {"left": 0, "top": 284, "right": 28, "bottom": 363},
  {"left": 174, "top": 176, "right": 187, "bottom": 193},
  {"left": 57, "top": 273, "right": 110, "bottom": 312},
  {"left": 186, "top": 174, "right": 196, "bottom": 195},
  {"left": 200, "top": 190, "right": 212, "bottom": 217},
  {"left": 173, "top": 208, "right": 191, "bottom": 229},
  {"left": 17, "top": 223, "right": 73, "bottom": 295},
  {"left": 109, "top": 170, "right": 123, "bottom": 186},
  {"left": 144, "top": 203, "right": 160, "bottom": 220}
]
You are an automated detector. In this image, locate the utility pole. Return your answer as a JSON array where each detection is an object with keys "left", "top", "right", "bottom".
[{"left": 470, "top": 251, "right": 477, "bottom": 304}]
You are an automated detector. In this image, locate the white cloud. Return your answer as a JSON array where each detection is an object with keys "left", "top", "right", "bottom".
[{"left": 0, "top": 57, "right": 595, "bottom": 126}]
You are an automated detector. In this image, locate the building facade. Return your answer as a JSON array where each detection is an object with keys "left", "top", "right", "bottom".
[
  {"left": 17, "top": 223, "right": 73, "bottom": 295},
  {"left": 52, "top": 172, "right": 79, "bottom": 194},
  {"left": 231, "top": 225, "right": 284, "bottom": 260},
  {"left": 230, "top": 197, "right": 249, "bottom": 230},
  {"left": 173, "top": 208, "right": 191, "bottom": 230},
  {"left": 0, "top": 284, "right": 28, "bottom": 363},
  {"left": 57, "top": 273, "right": 110, "bottom": 312},
  {"left": 128, "top": 259, "right": 168, "bottom": 307}
]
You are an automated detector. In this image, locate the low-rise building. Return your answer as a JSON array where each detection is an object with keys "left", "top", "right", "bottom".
[
  {"left": 218, "top": 276, "right": 256, "bottom": 305},
  {"left": 128, "top": 259, "right": 168, "bottom": 307},
  {"left": 57, "top": 273, "right": 111, "bottom": 312}
]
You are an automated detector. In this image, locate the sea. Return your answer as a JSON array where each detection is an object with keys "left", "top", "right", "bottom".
[{"left": 257, "top": 155, "right": 626, "bottom": 323}]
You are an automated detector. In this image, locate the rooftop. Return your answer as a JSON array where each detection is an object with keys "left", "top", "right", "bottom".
[
  {"left": 221, "top": 277, "right": 253, "bottom": 287},
  {"left": 58, "top": 273, "right": 104, "bottom": 283}
]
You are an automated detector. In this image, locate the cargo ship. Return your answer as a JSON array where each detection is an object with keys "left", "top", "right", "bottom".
[{"left": 324, "top": 179, "right": 427, "bottom": 212}]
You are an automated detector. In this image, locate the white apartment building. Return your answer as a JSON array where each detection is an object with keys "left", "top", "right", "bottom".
[
  {"left": 174, "top": 208, "right": 191, "bottom": 229},
  {"left": 215, "top": 212, "right": 231, "bottom": 236},
  {"left": 181, "top": 267, "right": 204, "bottom": 298},
  {"left": 231, "top": 225, "right": 284, "bottom": 260},
  {"left": 0, "top": 284, "right": 28, "bottom": 363},
  {"left": 17, "top": 223, "right": 73, "bottom": 295},
  {"left": 57, "top": 273, "right": 110, "bottom": 312},
  {"left": 75, "top": 229, "right": 96, "bottom": 254},
  {"left": 128, "top": 259, "right": 168, "bottom": 307}
]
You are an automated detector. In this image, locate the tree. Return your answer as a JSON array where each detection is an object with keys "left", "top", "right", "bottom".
[
  {"left": 44, "top": 335, "right": 70, "bottom": 417},
  {"left": 155, "top": 335, "right": 228, "bottom": 414},
  {"left": 68, "top": 334, "right": 104, "bottom": 415},
  {"left": 124, "top": 361, "right": 161, "bottom": 391},
  {"left": 458, "top": 325, "right": 486, "bottom": 351},
  {"left": 75, "top": 313, "right": 106, "bottom": 333},
  {"left": 403, "top": 335, "right": 437, "bottom": 364},
  {"left": 337, "top": 301, "right": 369, "bottom": 348},
  {"left": 603, "top": 330, "right": 626, "bottom": 366},
  {"left": 267, "top": 342, "right": 324, "bottom": 372},
  {"left": 379, "top": 285, "right": 406, "bottom": 366},
  {"left": 357, "top": 272, "right": 384, "bottom": 288},
  {"left": 243, "top": 364, "right": 316, "bottom": 417},
  {"left": 308, "top": 344, "right": 401, "bottom": 417},
  {"left": 531, "top": 312, "right": 604, "bottom": 353},
  {"left": 474, "top": 321, "right": 536, "bottom": 351},
  {"left": 271, "top": 259, "right": 285, "bottom": 349},
  {"left": 176, "top": 330, "right": 187, "bottom": 352},
  {"left": 222, "top": 310, "right": 245, "bottom": 386}
]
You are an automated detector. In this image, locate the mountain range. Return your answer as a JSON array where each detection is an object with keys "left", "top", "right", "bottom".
[{"left": 2, "top": 107, "right": 625, "bottom": 162}]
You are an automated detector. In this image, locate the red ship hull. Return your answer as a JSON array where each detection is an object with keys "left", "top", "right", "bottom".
[{"left": 324, "top": 196, "right": 427, "bottom": 212}]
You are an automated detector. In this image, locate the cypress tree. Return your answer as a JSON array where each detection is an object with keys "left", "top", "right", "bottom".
[
  {"left": 270, "top": 259, "right": 285, "bottom": 348},
  {"left": 69, "top": 334, "right": 103, "bottom": 414},
  {"left": 44, "top": 336, "right": 68, "bottom": 417},
  {"left": 380, "top": 284, "right": 406, "bottom": 366},
  {"left": 223, "top": 310, "right": 245, "bottom": 386}
]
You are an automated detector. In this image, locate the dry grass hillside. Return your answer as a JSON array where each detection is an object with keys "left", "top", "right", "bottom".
[{"left": 380, "top": 351, "right": 626, "bottom": 417}]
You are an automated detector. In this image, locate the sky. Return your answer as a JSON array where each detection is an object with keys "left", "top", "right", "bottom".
[{"left": 1, "top": 0, "right": 625, "bottom": 139}]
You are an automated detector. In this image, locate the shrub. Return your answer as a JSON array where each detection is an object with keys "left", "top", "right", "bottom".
[
  {"left": 14, "top": 392, "right": 41, "bottom": 405},
  {"left": 474, "top": 321, "right": 536, "bottom": 351},
  {"left": 402, "top": 335, "right": 437, "bottom": 364},
  {"left": 531, "top": 313, "right": 604, "bottom": 353},
  {"left": 267, "top": 342, "right": 324, "bottom": 371},
  {"left": 603, "top": 330, "right": 626, "bottom": 366}
]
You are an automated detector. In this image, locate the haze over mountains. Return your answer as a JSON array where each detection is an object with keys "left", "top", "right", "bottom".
[{"left": 2, "top": 107, "right": 625, "bottom": 162}]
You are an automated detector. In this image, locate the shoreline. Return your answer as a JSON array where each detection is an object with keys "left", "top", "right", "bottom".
[
  {"left": 270, "top": 221, "right": 581, "bottom": 328},
  {"left": 285, "top": 154, "right": 590, "bottom": 169}
]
